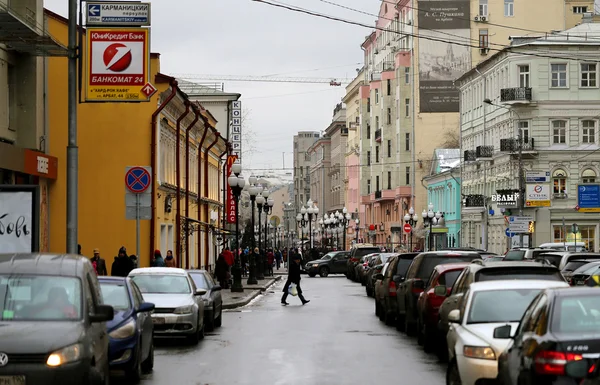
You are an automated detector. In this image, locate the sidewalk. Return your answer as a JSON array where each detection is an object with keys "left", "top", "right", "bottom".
[{"left": 222, "top": 275, "right": 282, "bottom": 309}]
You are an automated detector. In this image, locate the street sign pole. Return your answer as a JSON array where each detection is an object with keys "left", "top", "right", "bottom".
[
  {"left": 66, "top": 0, "right": 78, "bottom": 254},
  {"left": 136, "top": 193, "right": 140, "bottom": 259}
]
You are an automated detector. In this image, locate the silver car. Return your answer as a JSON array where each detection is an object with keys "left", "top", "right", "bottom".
[{"left": 128, "top": 268, "right": 206, "bottom": 344}]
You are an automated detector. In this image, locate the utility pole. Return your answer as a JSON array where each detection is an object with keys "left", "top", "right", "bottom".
[{"left": 67, "top": 0, "right": 79, "bottom": 253}]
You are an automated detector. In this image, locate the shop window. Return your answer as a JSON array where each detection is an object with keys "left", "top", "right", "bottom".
[
  {"left": 582, "top": 169, "right": 597, "bottom": 183},
  {"left": 553, "top": 224, "right": 596, "bottom": 251}
]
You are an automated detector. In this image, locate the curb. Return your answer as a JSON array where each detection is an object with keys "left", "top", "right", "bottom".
[{"left": 222, "top": 276, "right": 282, "bottom": 310}]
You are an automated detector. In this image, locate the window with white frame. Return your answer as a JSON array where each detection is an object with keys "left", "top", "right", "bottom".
[
  {"left": 518, "top": 121, "right": 530, "bottom": 143},
  {"left": 518, "top": 65, "right": 530, "bottom": 88},
  {"left": 582, "top": 169, "right": 597, "bottom": 183},
  {"left": 479, "top": 0, "right": 488, "bottom": 16},
  {"left": 582, "top": 120, "right": 596, "bottom": 144},
  {"left": 581, "top": 63, "right": 597, "bottom": 88},
  {"left": 478, "top": 29, "right": 489, "bottom": 48},
  {"left": 504, "top": 0, "right": 514, "bottom": 16},
  {"left": 551, "top": 64, "right": 568, "bottom": 87},
  {"left": 375, "top": 89, "right": 379, "bottom": 104},
  {"left": 405, "top": 98, "right": 410, "bottom": 117},
  {"left": 405, "top": 67, "right": 410, "bottom": 84},
  {"left": 573, "top": 6, "right": 588, "bottom": 13},
  {"left": 552, "top": 169, "right": 567, "bottom": 195},
  {"left": 552, "top": 120, "right": 567, "bottom": 144}
]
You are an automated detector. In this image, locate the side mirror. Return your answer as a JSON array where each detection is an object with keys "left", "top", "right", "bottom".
[
  {"left": 392, "top": 275, "right": 403, "bottom": 283},
  {"left": 89, "top": 304, "right": 114, "bottom": 323},
  {"left": 493, "top": 324, "right": 513, "bottom": 339},
  {"left": 212, "top": 285, "right": 222, "bottom": 291},
  {"left": 195, "top": 289, "right": 207, "bottom": 296},
  {"left": 413, "top": 280, "right": 425, "bottom": 290},
  {"left": 448, "top": 309, "right": 460, "bottom": 323},
  {"left": 565, "top": 359, "right": 594, "bottom": 378},
  {"left": 136, "top": 302, "right": 155, "bottom": 313},
  {"left": 375, "top": 273, "right": 384, "bottom": 280},
  {"left": 434, "top": 285, "right": 447, "bottom": 297}
]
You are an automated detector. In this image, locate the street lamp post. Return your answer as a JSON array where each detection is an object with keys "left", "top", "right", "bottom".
[
  {"left": 227, "top": 163, "right": 246, "bottom": 292},
  {"left": 335, "top": 207, "right": 351, "bottom": 251},
  {"left": 296, "top": 211, "right": 308, "bottom": 252},
  {"left": 484, "top": 98, "right": 525, "bottom": 247},
  {"left": 403, "top": 207, "right": 419, "bottom": 251},
  {"left": 422, "top": 203, "right": 441, "bottom": 251},
  {"left": 255, "top": 192, "right": 266, "bottom": 280},
  {"left": 303, "top": 199, "right": 319, "bottom": 250},
  {"left": 247, "top": 176, "right": 259, "bottom": 284},
  {"left": 355, "top": 218, "right": 360, "bottom": 243}
]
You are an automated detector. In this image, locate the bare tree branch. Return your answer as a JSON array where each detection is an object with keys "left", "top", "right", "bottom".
[{"left": 439, "top": 129, "right": 460, "bottom": 149}]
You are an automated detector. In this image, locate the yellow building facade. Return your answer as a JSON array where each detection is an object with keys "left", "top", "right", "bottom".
[{"left": 45, "top": 11, "right": 226, "bottom": 271}]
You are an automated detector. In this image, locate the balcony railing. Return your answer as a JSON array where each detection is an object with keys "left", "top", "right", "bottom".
[
  {"left": 500, "top": 138, "right": 535, "bottom": 152},
  {"left": 500, "top": 87, "right": 532, "bottom": 103},
  {"left": 464, "top": 150, "right": 476, "bottom": 162},
  {"left": 464, "top": 194, "right": 486, "bottom": 207},
  {"left": 375, "top": 129, "right": 382, "bottom": 142},
  {"left": 476, "top": 145, "right": 494, "bottom": 158},
  {"left": 375, "top": 190, "right": 382, "bottom": 199}
]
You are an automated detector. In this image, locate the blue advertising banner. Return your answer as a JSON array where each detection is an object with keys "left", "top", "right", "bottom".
[{"left": 577, "top": 184, "right": 600, "bottom": 212}]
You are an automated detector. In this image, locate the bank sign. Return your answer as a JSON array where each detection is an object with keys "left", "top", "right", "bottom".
[
  {"left": 491, "top": 192, "right": 519, "bottom": 207},
  {"left": 578, "top": 184, "right": 600, "bottom": 212},
  {"left": 526, "top": 184, "right": 551, "bottom": 207}
]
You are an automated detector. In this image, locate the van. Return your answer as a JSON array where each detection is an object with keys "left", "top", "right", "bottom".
[{"left": 539, "top": 242, "right": 587, "bottom": 252}]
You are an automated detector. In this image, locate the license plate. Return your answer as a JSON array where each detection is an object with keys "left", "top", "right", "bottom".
[
  {"left": 577, "top": 281, "right": 585, "bottom": 286},
  {"left": 0, "top": 376, "right": 25, "bottom": 385},
  {"left": 152, "top": 317, "right": 165, "bottom": 324}
]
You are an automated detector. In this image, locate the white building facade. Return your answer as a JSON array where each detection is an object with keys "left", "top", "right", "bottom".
[{"left": 458, "top": 22, "right": 600, "bottom": 254}]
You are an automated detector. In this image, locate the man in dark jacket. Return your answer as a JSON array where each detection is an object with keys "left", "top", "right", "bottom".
[
  {"left": 91, "top": 248, "right": 107, "bottom": 275},
  {"left": 111, "top": 247, "right": 135, "bottom": 277},
  {"left": 281, "top": 254, "right": 309, "bottom": 306}
]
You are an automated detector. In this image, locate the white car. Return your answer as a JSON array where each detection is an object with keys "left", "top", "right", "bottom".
[
  {"left": 128, "top": 267, "right": 206, "bottom": 344},
  {"left": 445, "top": 280, "right": 570, "bottom": 385}
]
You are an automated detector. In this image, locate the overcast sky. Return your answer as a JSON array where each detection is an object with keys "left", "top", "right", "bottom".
[{"left": 43, "top": 0, "right": 378, "bottom": 174}]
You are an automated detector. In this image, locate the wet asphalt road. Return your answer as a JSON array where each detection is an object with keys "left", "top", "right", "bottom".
[{"left": 130, "top": 275, "right": 445, "bottom": 385}]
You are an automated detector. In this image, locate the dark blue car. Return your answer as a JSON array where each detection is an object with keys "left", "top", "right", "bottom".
[{"left": 98, "top": 277, "right": 155, "bottom": 382}]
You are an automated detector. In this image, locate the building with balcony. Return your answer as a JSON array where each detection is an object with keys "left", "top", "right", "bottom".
[
  {"left": 293, "top": 131, "right": 320, "bottom": 214},
  {"left": 458, "top": 21, "right": 600, "bottom": 253},
  {"left": 326, "top": 103, "right": 347, "bottom": 213},
  {"left": 423, "top": 149, "right": 462, "bottom": 251},
  {"left": 0, "top": 1, "right": 66, "bottom": 253},
  {"left": 307, "top": 135, "right": 331, "bottom": 213}
]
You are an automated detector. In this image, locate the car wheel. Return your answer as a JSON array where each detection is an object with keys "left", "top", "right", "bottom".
[
  {"left": 375, "top": 301, "right": 380, "bottom": 317},
  {"left": 395, "top": 312, "right": 405, "bottom": 332},
  {"left": 366, "top": 286, "right": 372, "bottom": 297},
  {"left": 319, "top": 267, "right": 329, "bottom": 277},
  {"left": 404, "top": 304, "right": 416, "bottom": 336},
  {"left": 125, "top": 344, "right": 142, "bottom": 383},
  {"left": 187, "top": 314, "right": 202, "bottom": 345},
  {"left": 417, "top": 318, "right": 425, "bottom": 346},
  {"left": 141, "top": 340, "right": 154, "bottom": 374},
  {"left": 308, "top": 273, "right": 316, "bottom": 278},
  {"left": 384, "top": 310, "right": 395, "bottom": 326},
  {"left": 215, "top": 306, "right": 222, "bottom": 327},
  {"left": 206, "top": 306, "right": 215, "bottom": 332},
  {"left": 446, "top": 359, "right": 461, "bottom": 385},
  {"left": 198, "top": 320, "right": 205, "bottom": 340},
  {"left": 423, "top": 324, "right": 435, "bottom": 353}
]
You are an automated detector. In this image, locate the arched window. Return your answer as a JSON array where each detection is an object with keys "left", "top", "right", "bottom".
[
  {"left": 582, "top": 169, "right": 597, "bottom": 184},
  {"left": 552, "top": 169, "right": 567, "bottom": 195}
]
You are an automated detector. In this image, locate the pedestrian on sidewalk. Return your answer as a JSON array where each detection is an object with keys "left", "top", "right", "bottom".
[
  {"left": 90, "top": 248, "right": 107, "bottom": 276},
  {"left": 152, "top": 250, "right": 166, "bottom": 267},
  {"left": 111, "top": 247, "right": 135, "bottom": 277},
  {"left": 267, "top": 249, "right": 274, "bottom": 276},
  {"left": 275, "top": 249, "right": 282, "bottom": 270},
  {"left": 281, "top": 254, "right": 309, "bottom": 306},
  {"left": 215, "top": 253, "right": 230, "bottom": 289},
  {"left": 165, "top": 250, "right": 176, "bottom": 267}
]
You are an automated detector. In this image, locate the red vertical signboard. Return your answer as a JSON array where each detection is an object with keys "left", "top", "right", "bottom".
[{"left": 226, "top": 155, "right": 238, "bottom": 224}]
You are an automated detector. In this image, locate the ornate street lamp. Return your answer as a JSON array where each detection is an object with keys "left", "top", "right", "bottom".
[
  {"left": 355, "top": 218, "right": 360, "bottom": 243},
  {"left": 422, "top": 202, "right": 442, "bottom": 251},
  {"left": 296, "top": 212, "right": 307, "bottom": 251},
  {"left": 246, "top": 176, "right": 259, "bottom": 284},
  {"left": 303, "top": 199, "right": 319, "bottom": 249},
  {"left": 255, "top": 192, "right": 266, "bottom": 280},
  {"left": 336, "top": 207, "right": 351, "bottom": 251},
  {"left": 403, "top": 207, "right": 418, "bottom": 252},
  {"left": 261, "top": 189, "right": 274, "bottom": 276},
  {"left": 227, "top": 163, "right": 245, "bottom": 292}
]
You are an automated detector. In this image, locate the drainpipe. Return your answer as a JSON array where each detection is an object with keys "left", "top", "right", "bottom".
[
  {"left": 197, "top": 120, "right": 210, "bottom": 268},
  {"left": 175, "top": 101, "right": 191, "bottom": 266},
  {"left": 151, "top": 80, "right": 178, "bottom": 263},
  {"left": 204, "top": 131, "right": 220, "bottom": 270},
  {"left": 184, "top": 105, "right": 200, "bottom": 268},
  {"left": 218, "top": 142, "right": 231, "bottom": 246}
]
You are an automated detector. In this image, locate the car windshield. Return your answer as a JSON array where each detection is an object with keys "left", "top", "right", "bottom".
[
  {"left": 578, "top": 265, "right": 600, "bottom": 276},
  {"left": 467, "top": 288, "right": 542, "bottom": 324},
  {"left": 563, "top": 261, "right": 593, "bottom": 272},
  {"left": 553, "top": 294, "right": 600, "bottom": 336},
  {"left": 504, "top": 250, "right": 526, "bottom": 261},
  {"left": 416, "top": 255, "right": 480, "bottom": 280},
  {"left": 131, "top": 274, "right": 191, "bottom": 294},
  {"left": 0, "top": 275, "right": 82, "bottom": 321},
  {"left": 100, "top": 283, "right": 131, "bottom": 311},
  {"left": 475, "top": 268, "right": 564, "bottom": 282},
  {"left": 189, "top": 273, "right": 209, "bottom": 290},
  {"left": 321, "top": 254, "right": 333, "bottom": 261}
]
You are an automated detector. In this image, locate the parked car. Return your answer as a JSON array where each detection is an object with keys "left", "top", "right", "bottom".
[
  {"left": 555, "top": 252, "right": 600, "bottom": 270},
  {"left": 564, "top": 358, "right": 600, "bottom": 385},
  {"left": 568, "top": 261, "right": 600, "bottom": 286},
  {"left": 355, "top": 254, "right": 377, "bottom": 285},
  {"left": 562, "top": 257, "right": 600, "bottom": 281},
  {"left": 129, "top": 267, "right": 206, "bottom": 344},
  {"left": 0, "top": 253, "right": 114, "bottom": 385},
  {"left": 307, "top": 251, "right": 350, "bottom": 278},
  {"left": 437, "top": 259, "right": 566, "bottom": 359},
  {"left": 445, "top": 280, "right": 569, "bottom": 385},
  {"left": 346, "top": 244, "right": 381, "bottom": 281},
  {"left": 366, "top": 253, "right": 398, "bottom": 297},
  {"left": 395, "top": 251, "right": 482, "bottom": 335},
  {"left": 503, "top": 248, "right": 552, "bottom": 261},
  {"left": 416, "top": 262, "right": 469, "bottom": 352},
  {"left": 374, "top": 253, "right": 419, "bottom": 325},
  {"left": 496, "top": 287, "right": 600, "bottom": 385},
  {"left": 186, "top": 270, "right": 223, "bottom": 331},
  {"left": 98, "top": 276, "right": 155, "bottom": 382}
]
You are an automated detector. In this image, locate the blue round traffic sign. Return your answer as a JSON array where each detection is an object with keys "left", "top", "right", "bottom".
[
  {"left": 125, "top": 167, "right": 151, "bottom": 193},
  {"left": 505, "top": 228, "right": 516, "bottom": 237}
]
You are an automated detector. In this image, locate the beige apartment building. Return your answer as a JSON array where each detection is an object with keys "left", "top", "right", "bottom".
[
  {"left": 326, "top": 103, "right": 347, "bottom": 214},
  {"left": 307, "top": 136, "right": 331, "bottom": 213},
  {"left": 292, "top": 131, "right": 320, "bottom": 213}
]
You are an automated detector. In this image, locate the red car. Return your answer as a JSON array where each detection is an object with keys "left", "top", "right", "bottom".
[{"left": 416, "top": 262, "right": 469, "bottom": 353}]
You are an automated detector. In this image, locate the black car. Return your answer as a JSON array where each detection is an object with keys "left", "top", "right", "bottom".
[
  {"left": 186, "top": 270, "right": 223, "bottom": 331},
  {"left": 496, "top": 287, "right": 600, "bottom": 385},
  {"left": 306, "top": 251, "right": 350, "bottom": 277}
]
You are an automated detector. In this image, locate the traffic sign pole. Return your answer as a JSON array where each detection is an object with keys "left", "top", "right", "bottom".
[
  {"left": 66, "top": 0, "right": 78, "bottom": 254},
  {"left": 136, "top": 194, "right": 140, "bottom": 259}
]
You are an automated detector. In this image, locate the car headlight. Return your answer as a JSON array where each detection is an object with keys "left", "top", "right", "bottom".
[
  {"left": 463, "top": 345, "right": 496, "bottom": 360},
  {"left": 109, "top": 319, "right": 136, "bottom": 340},
  {"left": 312, "top": 264, "right": 319, "bottom": 267},
  {"left": 47, "top": 343, "right": 82, "bottom": 367},
  {"left": 174, "top": 305, "right": 194, "bottom": 314}
]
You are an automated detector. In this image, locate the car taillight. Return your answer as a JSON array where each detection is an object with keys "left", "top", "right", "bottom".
[
  {"left": 534, "top": 350, "right": 583, "bottom": 376},
  {"left": 388, "top": 281, "right": 397, "bottom": 297}
]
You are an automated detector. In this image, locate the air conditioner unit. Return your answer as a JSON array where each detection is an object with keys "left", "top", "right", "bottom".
[
  {"left": 480, "top": 16, "right": 487, "bottom": 22},
  {"left": 474, "top": 15, "right": 480, "bottom": 21},
  {"left": 480, "top": 47, "right": 489, "bottom": 54}
]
